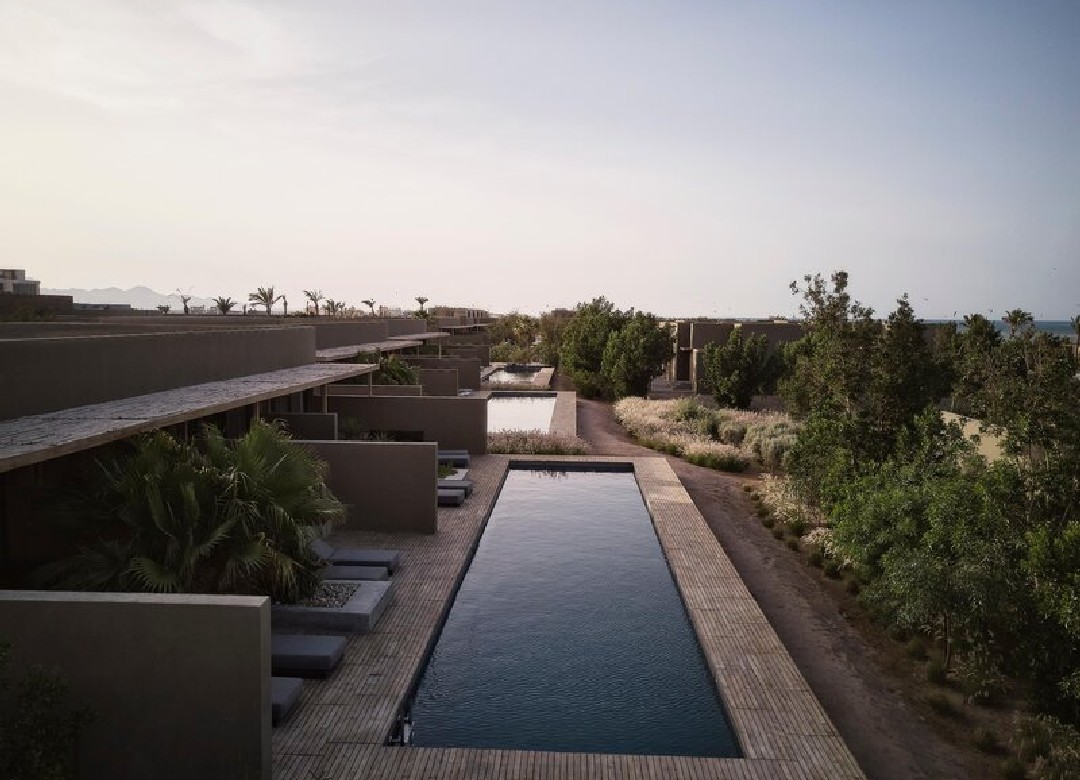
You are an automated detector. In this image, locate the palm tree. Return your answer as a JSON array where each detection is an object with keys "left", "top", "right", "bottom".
[
  {"left": 34, "top": 423, "right": 345, "bottom": 603},
  {"left": 323, "top": 299, "right": 338, "bottom": 317},
  {"left": 415, "top": 296, "right": 428, "bottom": 315},
  {"left": 249, "top": 286, "right": 283, "bottom": 316},
  {"left": 362, "top": 299, "right": 377, "bottom": 316},
  {"left": 213, "top": 296, "right": 236, "bottom": 315},
  {"left": 156, "top": 305, "right": 171, "bottom": 314},
  {"left": 175, "top": 290, "right": 192, "bottom": 314},
  {"left": 303, "top": 290, "right": 323, "bottom": 317},
  {"left": 335, "top": 301, "right": 347, "bottom": 316}
]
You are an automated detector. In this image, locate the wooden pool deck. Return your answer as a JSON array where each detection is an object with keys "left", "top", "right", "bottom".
[{"left": 272, "top": 455, "right": 865, "bottom": 779}]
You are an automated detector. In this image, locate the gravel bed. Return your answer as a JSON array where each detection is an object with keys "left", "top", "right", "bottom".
[{"left": 300, "top": 581, "right": 360, "bottom": 609}]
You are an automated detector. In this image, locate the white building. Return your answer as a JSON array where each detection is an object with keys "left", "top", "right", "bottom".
[{"left": 0, "top": 269, "right": 40, "bottom": 296}]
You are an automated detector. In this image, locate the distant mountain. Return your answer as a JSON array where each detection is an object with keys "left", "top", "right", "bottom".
[{"left": 41, "top": 286, "right": 219, "bottom": 311}]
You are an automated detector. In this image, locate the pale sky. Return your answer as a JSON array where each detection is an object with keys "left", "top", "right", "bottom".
[{"left": 2, "top": 1, "right": 1078, "bottom": 318}]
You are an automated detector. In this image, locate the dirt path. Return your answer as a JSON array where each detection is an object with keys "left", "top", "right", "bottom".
[{"left": 577, "top": 398, "right": 977, "bottom": 780}]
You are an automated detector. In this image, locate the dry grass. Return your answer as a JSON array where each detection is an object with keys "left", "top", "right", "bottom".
[{"left": 487, "top": 430, "right": 591, "bottom": 455}]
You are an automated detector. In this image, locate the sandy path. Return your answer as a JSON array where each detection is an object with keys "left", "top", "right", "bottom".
[{"left": 576, "top": 397, "right": 977, "bottom": 780}]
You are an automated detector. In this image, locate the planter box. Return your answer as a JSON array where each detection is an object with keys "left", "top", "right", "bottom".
[{"left": 271, "top": 580, "right": 395, "bottom": 634}]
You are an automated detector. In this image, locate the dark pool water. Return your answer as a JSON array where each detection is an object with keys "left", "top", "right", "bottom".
[
  {"left": 487, "top": 394, "right": 556, "bottom": 433},
  {"left": 408, "top": 468, "right": 740, "bottom": 757}
]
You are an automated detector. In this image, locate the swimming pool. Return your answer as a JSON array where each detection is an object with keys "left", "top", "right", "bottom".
[
  {"left": 487, "top": 392, "right": 557, "bottom": 433},
  {"left": 406, "top": 466, "right": 740, "bottom": 757},
  {"left": 486, "top": 366, "right": 541, "bottom": 384}
]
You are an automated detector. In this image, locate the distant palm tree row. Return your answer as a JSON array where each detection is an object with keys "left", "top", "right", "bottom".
[{"left": 171, "top": 288, "right": 431, "bottom": 317}]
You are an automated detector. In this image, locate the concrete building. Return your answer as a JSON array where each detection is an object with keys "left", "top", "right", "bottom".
[
  {"left": 666, "top": 319, "right": 805, "bottom": 393},
  {"left": 0, "top": 268, "right": 40, "bottom": 295}
]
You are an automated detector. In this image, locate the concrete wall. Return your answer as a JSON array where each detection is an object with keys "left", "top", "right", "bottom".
[
  {"left": 420, "top": 368, "right": 459, "bottom": 397},
  {"left": 302, "top": 441, "right": 438, "bottom": 533},
  {"left": 738, "top": 322, "right": 804, "bottom": 351},
  {"left": 0, "top": 293, "right": 73, "bottom": 316},
  {"left": 270, "top": 412, "right": 338, "bottom": 440},
  {"left": 312, "top": 320, "right": 389, "bottom": 348},
  {"left": 326, "top": 384, "right": 423, "bottom": 397},
  {"left": 676, "top": 322, "right": 691, "bottom": 350},
  {"left": 0, "top": 591, "right": 270, "bottom": 780},
  {"left": 386, "top": 319, "right": 427, "bottom": 337},
  {"left": 942, "top": 411, "right": 1005, "bottom": 462},
  {"left": 690, "top": 322, "right": 734, "bottom": 350},
  {"left": 0, "top": 327, "right": 315, "bottom": 420},
  {"left": 327, "top": 395, "right": 488, "bottom": 453},
  {"left": 404, "top": 355, "right": 482, "bottom": 389}
]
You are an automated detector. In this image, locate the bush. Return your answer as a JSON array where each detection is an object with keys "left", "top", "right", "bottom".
[
  {"left": 706, "top": 415, "right": 722, "bottom": 441},
  {"left": 786, "top": 538, "right": 800, "bottom": 551},
  {"left": 772, "top": 527, "right": 785, "bottom": 540},
  {"left": 808, "top": 548, "right": 825, "bottom": 568},
  {"left": 926, "top": 692, "right": 958, "bottom": 717},
  {"left": 0, "top": 641, "right": 93, "bottom": 780},
  {"left": 974, "top": 728, "right": 1001, "bottom": 754},
  {"left": 487, "top": 431, "right": 590, "bottom": 455},
  {"left": 756, "top": 507, "right": 770, "bottom": 518},
  {"left": 787, "top": 517, "right": 808, "bottom": 536},
  {"left": 846, "top": 578, "right": 861, "bottom": 595},
  {"left": 927, "top": 659, "right": 948, "bottom": 685},
  {"left": 761, "top": 515, "right": 774, "bottom": 528},
  {"left": 742, "top": 484, "right": 754, "bottom": 493},
  {"left": 718, "top": 420, "right": 747, "bottom": 446},
  {"left": 906, "top": 638, "right": 928, "bottom": 660},
  {"left": 674, "top": 397, "right": 707, "bottom": 422},
  {"left": 1011, "top": 714, "right": 1080, "bottom": 777},
  {"left": 957, "top": 648, "right": 1007, "bottom": 705},
  {"left": 823, "top": 560, "right": 842, "bottom": 579},
  {"left": 1001, "top": 757, "right": 1026, "bottom": 780}
]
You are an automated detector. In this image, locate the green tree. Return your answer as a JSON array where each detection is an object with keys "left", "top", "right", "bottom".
[
  {"left": 489, "top": 311, "right": 540, "bottom": 363},
  {"left": 558, "top": 297, "right": 629, "bottom": 398},
  {"left": 700, "top": 327, "right": 771, "bottom": 409},
  {"left": 249, "top": 286, "right": 283, "bottom": 316},
  {"left": 303, "top": 289, "right": 323, "bottom": 317},
  {"left": 600, "top": 311, "right": 673, "bottom": 398},
  {"left": 213, "top": 296, "right": 236, "bottom": 315}
]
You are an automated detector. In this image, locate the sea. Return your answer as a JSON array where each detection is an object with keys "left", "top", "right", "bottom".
[{"left": 926, "top": 319, "right": 1076, "bottom": 340}]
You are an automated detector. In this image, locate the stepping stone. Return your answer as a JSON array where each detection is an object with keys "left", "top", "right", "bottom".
[
  {"left": 271, "top": 677, "right": 304, "bottom": 726},
  {"left": 438, "top": 488, "right": 465, "bottom": 507},
  {"left": 438, "top": 478, "right": 474, "bottom": 496},
  {"left": 321, "top": 564, "right": 389, "bottom": 581},
  {"left": 271, "top": 634, "right": 347, "bottom": 678},
  {"left": 272, "top": 579, "right": 395, "bottom": 634},
  {"left": 437, "top": 450, "right": 470, "bottom": 467},
  {"left": 311, "top": 539, "right": 402, "bottom": 573}
]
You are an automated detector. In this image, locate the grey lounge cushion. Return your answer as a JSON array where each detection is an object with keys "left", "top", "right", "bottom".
[
  {"left": 437, "top": 450, "right": 470, "bottom": 467},
  {"left": 438, "top": 478, "right": 474, "bottom": 496},
  {"left": 311, "top": 539, "right": 402, "bottom": 573},
  {"left": 438, "top": 488, "right": 465, "bottom": 507},
  {"left": 272, "top": 634, "right": 346, "bottom": 677},
  {"left": 321, "top": 564, "right": 389, "bottom": 581},
  {"left": 271, "top": 677, "right": 304, "bottom": 725}
]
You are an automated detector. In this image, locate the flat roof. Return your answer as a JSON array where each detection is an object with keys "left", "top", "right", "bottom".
[
  {"left": 389, "top": 332, "right": 450, "bottom": 340},
  {"left": 0, "top": 363, "right": 375, "bottom": 475},
  {"left": 315, "top": 341, "right": 423, "bottom": 362}
]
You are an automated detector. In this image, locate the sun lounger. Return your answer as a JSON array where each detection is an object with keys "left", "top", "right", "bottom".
[
  {"left": 271, "top": 634, "right": 347, "bottom": 678},
  {"left": 437, "top": 478, "right": 474, "bottom": 496},
  {"left": 271, "top": 677, "right": 304, "bottom": 725},
  {"left": 438, "top": 487, "right": 466, "bottom": 507},
  {"left": 320, "top": 564, "right": 389, "bottom": 581},
  {"left": 437, "top": 450, "right": 471, "bottom": 467},
  {"left": 311, "top": 538, "right": 402, "bottom": 573}
]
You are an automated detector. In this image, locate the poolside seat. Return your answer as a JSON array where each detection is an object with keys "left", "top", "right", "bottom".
[
  {"left": 321, "top": 564, "right": 389, "bottom": 581},
  {"left": 438, "top": 488, "right": 466, "bottom": 507},
  {"left": 437, "top": 450, "right": 470, "bottom": 467},
  {"left": 271, "top": 634, "right": 347, "bottom": 678},
  {"left": 271, "top": 677, "right": 304, "bottom": 726},
  {"left": 437, "top": 478, "right": 474, "bottom": 496},
  {"left": 311, "top": 538, "right": 402, "bottom": 573}
]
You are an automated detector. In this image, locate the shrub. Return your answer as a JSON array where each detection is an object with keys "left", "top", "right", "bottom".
[
  {"left": 787, "top": 517, "right": 808, "bottom": 537},
  {"left": 742, "top": 484, "right": 754, "bottom": 493},
  {"left": 926, "top": 692, "right": 958, "bottom": 717},
  {"left": 756, "top": 507, "right": 770, "bottom": 518},
  {"left": 927, "top": 659, "right": 948, "bottom": 685},
  {"left": 846, "top": 578, "right": 861, "bottom": 595},
  {"left": 487, "top": 430, "right": 590, "bottom": 455},
  {"left": 957, "top": 647, "right": 1007, "bottom": 705},
  {"left": 772, "top": 527, "right": 785, "bottom": 540},
  {"left": 823, "top": 560, "right": 842, "bottom": 579},
  {"left": 808, "top": 548, "right": 825, "bottom": 568},
  {"left": 706, "top": 415, "right": 722, "bottom": 441},
  {"left": 786, "top": 538, "right": 800, "bottom": 551},
  {"left": 974, "top": 728, "right": 1001, "bottom": 754},
  {"left": 761, "top": 515, "right": 774, "bottom": 528},
  {"left": 1011, "top": 714, "right": 1080, "bottom": 777},
  {"left": 1001, "top": 757, "right": 1026, "bottom": 780},
  {"left": 906, "top": 638, "right": 928, "bottom": 660},
  {"left": 718, "top": 420, "right": 747, "bottom": 446},
  {"left": 0, "top": 641, "right": 93, "bottom": 780},
  {"left": 674, "top": 397, "right": 707, "bottom": 422}
]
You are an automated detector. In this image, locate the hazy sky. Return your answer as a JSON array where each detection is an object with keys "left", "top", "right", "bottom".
[{"left": 2, "top": 1, "right": 1078, "bottom": 318}]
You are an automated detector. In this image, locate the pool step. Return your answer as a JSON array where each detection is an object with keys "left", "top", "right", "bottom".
[
  {"left": 438, "top": 478, "right": 474, "bottom": 496},
  {"left": 311, "top": 539, "right": 403, "bottom": 573},
  {"left": 437, "top": 450, "right": 471, "bottom": 467},
  {"left": 321, "top": 564, "right": 390, "bottom": 581},
  {"left": 271, "top": 579, "right": 395, "bottom": 634}
]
